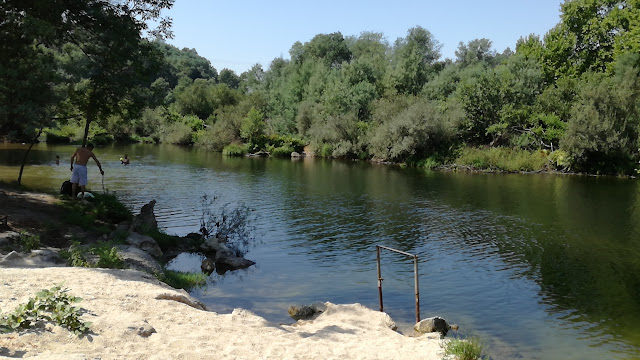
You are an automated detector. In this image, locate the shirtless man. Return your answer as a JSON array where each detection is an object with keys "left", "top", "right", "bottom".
[{"left": 70, "top": 143, "right": 104, "bottom": 198}]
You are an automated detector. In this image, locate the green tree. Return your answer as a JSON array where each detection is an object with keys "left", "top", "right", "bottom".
[
  {"left": 387, "top": 26, "right": 442, "bottom": 95},
  {"left": 219, "top": 68, "right": 240, "bottom": 89},
  {"left": 240, "top": 107, "right": 265, "bottom": 151},
  {"left": 562, "top": 56, "right": 640, "bottom": 173},
  {"left": 455, "top": 38, "right": 496, "bottom": 66},
  {"left": 302, "top": 32, "right": 352, "bottom": 67},
  {"left": 0, "top": 5, "right": 61, "bottom": 142},
  {"left": 367, "top": 97, "right": 457, "bottom": 162}
]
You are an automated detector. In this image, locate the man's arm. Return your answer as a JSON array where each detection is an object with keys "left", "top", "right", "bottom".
[
  {"left": 92, "top": 154, "right": 104, "bottom": 175},
  {"left": 70, "top": 150, "right": 77, "bottom": 171}
]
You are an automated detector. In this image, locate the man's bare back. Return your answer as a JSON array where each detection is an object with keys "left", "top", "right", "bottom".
[{"left": 71, "top": 147, "right": 97, "bottom": 166}]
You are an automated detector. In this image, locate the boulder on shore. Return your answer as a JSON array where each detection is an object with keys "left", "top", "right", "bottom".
[
  {"left": 116, "top": 245, "right": 164, "bottom": 276},
  {"left": 125, "top": 232, "right": 163, "bottom": 259}
]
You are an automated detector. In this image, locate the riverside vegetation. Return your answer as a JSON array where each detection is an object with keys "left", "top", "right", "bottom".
[
  {"left": 2, "top": 0, "right": 640, "bottom": 177},
  {"left": 0, "top": 182, "right": 256, "bottom": 291}
]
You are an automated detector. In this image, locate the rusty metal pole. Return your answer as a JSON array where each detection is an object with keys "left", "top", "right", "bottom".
[
  {"left": 377, "top": 246, "right": 383, "bottom": 312},
  {"left": 414, "top": 255, "right": 420, "bottom": 323}
]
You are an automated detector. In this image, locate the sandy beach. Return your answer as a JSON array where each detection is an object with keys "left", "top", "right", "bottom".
[{"left": 0, "top": 267, "right": 445, "bottom": 359}]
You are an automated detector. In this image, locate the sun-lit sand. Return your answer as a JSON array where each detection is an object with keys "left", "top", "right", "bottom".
[{"left": 0, "top": 267, "right": 445, "bottom": 359}]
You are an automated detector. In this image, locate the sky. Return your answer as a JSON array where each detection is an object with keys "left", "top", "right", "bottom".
[{"left": 163, "top": 0, "right": 564, "bottom": 75}]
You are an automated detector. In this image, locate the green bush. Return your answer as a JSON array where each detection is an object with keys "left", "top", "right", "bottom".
[
  {"left": 20, "top": 233, "right": 40, "bottom": 252},
  {"left": 265, "top": 134, "right": 306, "bottom": 153},
  {"left": 91, "top": 244, "right": 124, "bottom": 269},
  {"left": 44, "top": 131, "right": 72, "bottom": 144},
  {"left": 367, "top": 99, "right": 458, "bottom": 162},
  {"left": 561, "top": 71, "right": 639, "bottom": 174},
  {"left": 44, "top": 124, "right": 83, "bottom": 144},
  {"left": 318, "top": 143, "right": 333, "bottom": 158},
  {"left": 159, "top": 122, "right": 194, "bottom": 144},
  {"left": 0, "top": 285, "right": 91, "bottom": 336},
  {"left": 222, "top": 143, "right": 249, "bottom": 157},
  {"left": 417, "top": 156, "right": 442, "bottom": 170},
  {"left": 60, "top": 241, "right": 123, "bottom": 269},
  {"left": 455, "top": 147, "right": 548, "bottom": 172},
  {"left": 91, "top": 193, "right": 133, "bottom": 224},
  {"left": 269, "top": 145, "right": 294, "bottom": 158},
  {"left": 548, "top": 150, "right": 570, "bottom": 169},
  {"left": 60, "top": 193, "right": 132, "bottom": 229},
  {"left": 90, "top": 132, "right": 115, "bottom": 146},
  {"left": 60, "top": 241, "right": 91, "bottom": 267},
  {"left": 194, "top": 119, "right": 238, "bottom": 152}
]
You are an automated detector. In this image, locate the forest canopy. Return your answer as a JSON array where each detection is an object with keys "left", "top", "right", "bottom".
[{"left": 1, "top": 0, "right": 639, "bottom": 175}]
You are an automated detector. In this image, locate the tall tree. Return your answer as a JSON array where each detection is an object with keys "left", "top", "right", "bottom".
[
  {"left": 455, "top": 38, "right": 496, "bottom": 66},
  {"left": 4, "top": 0, "right": 174, "bottom": 147},
  {"left": 219, "top": 68, "right": 240, "bottom": 89},
  {"left": 388, "top": 26, "right": 442, "bottom": 95}
]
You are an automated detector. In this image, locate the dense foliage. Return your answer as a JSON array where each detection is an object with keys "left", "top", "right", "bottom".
[{"left": 2, "top": 0, "right": 640, "bottom": 174}]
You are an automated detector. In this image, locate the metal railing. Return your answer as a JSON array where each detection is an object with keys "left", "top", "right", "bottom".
[{"left": 376, "top": 245, "right": 420, "bottom": 323}]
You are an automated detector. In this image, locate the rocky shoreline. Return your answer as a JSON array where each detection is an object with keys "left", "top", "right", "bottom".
[{"left": 0, "top": 189, "right": 255, "bottom": 278}]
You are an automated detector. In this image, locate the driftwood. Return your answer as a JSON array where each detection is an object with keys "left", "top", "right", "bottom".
[{"left": 155, "top": 292, "right": 208, "bottom": 311}]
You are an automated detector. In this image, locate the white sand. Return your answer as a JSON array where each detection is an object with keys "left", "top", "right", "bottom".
[{"left": 0, "top": 267, "right": 445, "bottom": 359}]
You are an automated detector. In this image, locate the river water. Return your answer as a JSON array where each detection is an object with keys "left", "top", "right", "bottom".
[{"left": 1, "top": 143, "right": 639, "bottom": 359}]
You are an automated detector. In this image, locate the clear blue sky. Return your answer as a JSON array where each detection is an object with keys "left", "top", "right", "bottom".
[{"left": 164, "top": 0, "right": 563, "bottom": 74}]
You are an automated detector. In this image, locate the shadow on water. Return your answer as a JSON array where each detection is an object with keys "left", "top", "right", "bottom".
[{"left": 2, "top": 143, "right": 640, "bottom": 360}]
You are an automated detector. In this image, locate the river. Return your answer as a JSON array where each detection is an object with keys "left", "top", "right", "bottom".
[{"left": 1, "top": 143, "right": 639, "bottom": 359}]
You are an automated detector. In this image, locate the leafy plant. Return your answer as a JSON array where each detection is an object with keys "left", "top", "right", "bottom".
[
  {"left": 0, "top": 285, "right": 91, "bottom": 336},
  {"left": 59, "top": 241, "right": 91, "bottom": 267},
  {"left": 268, "top": 144, "right": 294, "bottom": 158},
  {"left": 90, "top": 193, "right": 133, "bottom": 224},
  {"left": 20, "top": 232, "right": 40, "bottom": 252},
  {"left": 443, "top": 335, "right": 487, "bottom": 360},
  {"left": 59, "top": 193, "right": 132, "bottom": 231},
  {"left": 91, "top": 244, "right": 124, "bottom": 269},
  {"left": 60, "top": 241, "right": 123, "bottom": 269}
]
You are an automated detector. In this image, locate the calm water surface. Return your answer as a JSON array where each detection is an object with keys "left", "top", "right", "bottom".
[{"left": 1, "top": 143, "right": 640, "bottom": 360}]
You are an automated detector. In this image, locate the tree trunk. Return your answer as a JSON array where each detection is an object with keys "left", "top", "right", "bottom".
[
  {"left": 17, "top": 124, "right": 45, "bottom": 185},
  {"left": 81, "top": 94, "right": 97, "bottom": 148}
]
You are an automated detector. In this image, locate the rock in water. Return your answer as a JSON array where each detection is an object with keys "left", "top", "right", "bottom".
[
  {"left": 414, "top": 316, "right": 450, "bottom": 336},
  {"left": 130, "top": 200, "right": 158, "bottom": 232},
  {"left": 288, "top": 304, "right": 320, "bottom": 320},
  {"left": 201, "top": 258, "right": 215, "bottom": 274}
]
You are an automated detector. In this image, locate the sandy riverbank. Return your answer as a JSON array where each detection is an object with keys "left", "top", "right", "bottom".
[{"left": 0, "top": 267, "right": 444, "bottom": 359}]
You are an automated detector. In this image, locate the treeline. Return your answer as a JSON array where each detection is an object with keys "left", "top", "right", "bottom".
[{"left": 2, "top": 0, "right": 640, "bottom": 175}]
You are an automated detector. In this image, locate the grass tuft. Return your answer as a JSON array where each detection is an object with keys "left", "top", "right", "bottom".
[
  {"left": 159, "top": 270, "right": 207, "bottom": 290},
  {"left": 443, "top": 335, "right": 487, "bottom": 360},
  {"left": 222, "top": 143, "right": 249, "bottom": 157}
]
